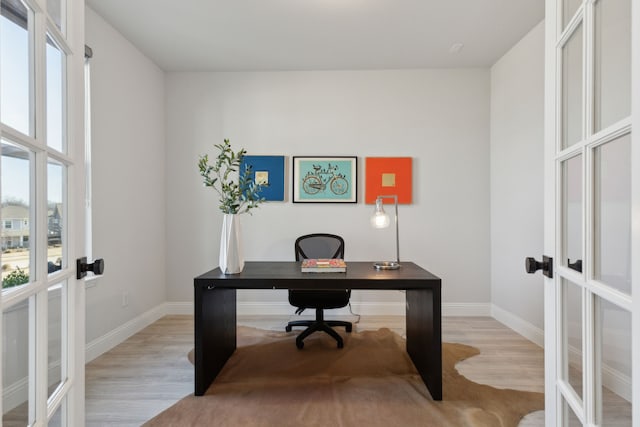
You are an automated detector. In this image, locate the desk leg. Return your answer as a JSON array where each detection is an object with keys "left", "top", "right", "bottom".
[
  {"left": 406, "top": 287, "right": 442, "bottom": 400},
  {"left": 194, "top": 286, "right": 237, "bottom": 396}
]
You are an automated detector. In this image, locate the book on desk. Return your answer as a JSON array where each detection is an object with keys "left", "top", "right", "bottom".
[{"left": 301, "top": 258, "right": 347, "bottom": 273}]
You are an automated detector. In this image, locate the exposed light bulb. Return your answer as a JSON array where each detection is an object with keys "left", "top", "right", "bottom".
[{"left": 370, "top": 199, "right": 390, "bottom": 228}]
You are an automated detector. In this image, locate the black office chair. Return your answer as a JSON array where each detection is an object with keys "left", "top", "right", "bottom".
[{"left": 285, "top": 233, "right": 352, "bottom": 349}]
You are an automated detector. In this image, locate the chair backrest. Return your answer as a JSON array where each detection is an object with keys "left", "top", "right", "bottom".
[{"left": 295, "top": 234, "right": 344, "bottom": 261}]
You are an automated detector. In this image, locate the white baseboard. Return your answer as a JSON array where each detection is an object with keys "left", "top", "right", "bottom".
[
  {"left": 85, "top": 304, "right": 167, "bottom": 363},
  {"left": 4, "top": 362, "right": 62, "bottom": 413},
  {"left": 3, "top": 376, "right": 27, "bottom": 413},
  {"left": 602, "top": 362, "right": 632, "bottom": 402},
  {"left": 490, "top": 303, "right": 544, "bottom": 347}
]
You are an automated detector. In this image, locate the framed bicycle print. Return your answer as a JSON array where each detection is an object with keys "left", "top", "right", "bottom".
[{"left": 292, "top": 156, "right": 357, "bottom": 203}]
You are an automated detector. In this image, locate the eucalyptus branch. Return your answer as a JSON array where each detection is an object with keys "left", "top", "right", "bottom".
[{"left": 198, "top": 139, "right": 266, "bottom": 215}]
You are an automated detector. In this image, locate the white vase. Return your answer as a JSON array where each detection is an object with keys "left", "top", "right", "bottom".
[{"left": 219, "top": 213, "right": 244, "bottom": 274}]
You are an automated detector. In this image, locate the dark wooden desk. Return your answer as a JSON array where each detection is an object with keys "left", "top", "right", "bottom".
[{"left": 194, "top": 261, "right": 442, "bottom": 400}]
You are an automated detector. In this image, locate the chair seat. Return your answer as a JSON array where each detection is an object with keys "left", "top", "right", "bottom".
[{"left": 288, "top": 290, "right": 350, "bottom": 310}]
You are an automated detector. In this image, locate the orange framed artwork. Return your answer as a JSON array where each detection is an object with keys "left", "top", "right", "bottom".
[{"left": 364, "top": 157, "right": 412, "bottom": 204}]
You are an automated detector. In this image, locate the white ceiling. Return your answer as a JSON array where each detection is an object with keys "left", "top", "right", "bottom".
[{"left": 85, "top": 0, "right": 544, "bottom": 72}]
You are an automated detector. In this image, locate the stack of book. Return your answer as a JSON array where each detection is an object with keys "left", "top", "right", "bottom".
[{"left": 300, "top": 258, "right": 347, "bottom": 273}]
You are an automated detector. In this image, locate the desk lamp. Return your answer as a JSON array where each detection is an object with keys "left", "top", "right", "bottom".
[{"left": 370, "top": 195, "right": 400, "bottom": 270}]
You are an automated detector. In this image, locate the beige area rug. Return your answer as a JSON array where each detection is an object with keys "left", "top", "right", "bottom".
[{"left": 145, "top": 326, "right": 543, "bottom": 427}]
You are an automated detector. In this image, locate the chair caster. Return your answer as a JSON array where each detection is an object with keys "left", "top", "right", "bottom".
[
  {"left": 285, "top": 325, "right": 292, "bottom": 332},
  {"left": 346, "top": 324, "right": 352, "bottom": 333},
  {"left": 296, "top": 340, "right": 304, "bottom": 349}
]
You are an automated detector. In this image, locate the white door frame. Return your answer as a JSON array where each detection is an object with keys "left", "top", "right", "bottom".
[
  {"left": 632, "top": 0, "right": 640, "bottom": 424},
  {"left": 67, "top": 0, "right": 87, "bottom": 423},
  {"left": 0, "top": 0, "right": 86, "bottom": 424},
  {"left": 544, "top": 0, "right": 638, "bottom": 425}
]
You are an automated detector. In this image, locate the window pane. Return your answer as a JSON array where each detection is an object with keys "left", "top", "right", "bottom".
[
  {"left": 594, "top": 0, "right": 631, "bottom": 132},
  {"left": 48, "top": 158, "right": 64, "bottom": 273},
  {"left": 47, "top": 34, "right": 64, "bottom": 152},
  {"left": 47, "top": 0, "right": 62, "bottom": 32},
  {"left": 3, "top": 299, "right": 32, "bottom": 425},
  {"left": 1, "top": 0, "right": 33, "bottom": 136},
  {"left": 562, "top": 24, "right": 583, "bottom": 149},
  {"left": 597, "top": 299, "right": 632, "bottom": 426},
  {"left": 562, "top": 155, "right": 582, "bottom": 271},
  {"left": 2, "top": 140, "right": 32, "bottom": 289},
  {"left": 562, "top": 395, "right": 583, "bottom": 426},
  {"left": 48, "top": 282, "right": 66, "bottom": 400},
  {"left": 593, "top": 134, "right": 631, "bottom": 294},
  {"left": 49, "top": 396, "right": 66, "bottom": 427},
  {"left": 562, "top": 278, "right": 583, "bottom": 400}
]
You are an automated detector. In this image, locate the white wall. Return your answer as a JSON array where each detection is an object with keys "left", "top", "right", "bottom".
[
  {"left": 490, "top": 21, "right": 545, "bottom": 331},
  {"left": 165, "top": 70, "right": 491, "bottom": 311},
  {"left": 84, "top": 8, "right": 167, "bottom": 342}
]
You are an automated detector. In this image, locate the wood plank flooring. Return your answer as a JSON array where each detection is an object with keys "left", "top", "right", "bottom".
[{"left": 85, "top": 315, "right": 546, "bottom": 426}]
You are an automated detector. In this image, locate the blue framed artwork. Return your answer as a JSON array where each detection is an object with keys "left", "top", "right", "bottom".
[
  {"left": 240, "top": 155, "right": 285, "bottom": 201},
  {"left": 292, "top": 156, "right": 357, "bottom": 203}
]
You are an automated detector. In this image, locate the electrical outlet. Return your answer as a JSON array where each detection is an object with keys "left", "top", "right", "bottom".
[{"left": 122, "top": 291, "right": 129, "bottom": 307}]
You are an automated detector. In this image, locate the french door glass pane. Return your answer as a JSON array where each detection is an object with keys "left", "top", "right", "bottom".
[
  {"left": 2, "top": 300, "right": 31, "bottom": 425},
  {"left": 47, "top": 0, "right": 62, "bottom": 32},
  {"left": 562, "top": 396, "right": 583, "bottom": 426},
  {"left": 562, "top": 24, "right": 583, "bottom": 149},
  {"left": 48, "top": 158, "right": 64, "bottom": 273},
  {"left": 47, "top": 34, "right": 65, "bottom": 152},
  {"left": 48, "top": 282, "right": 66, "bottom": 399},
  {"left": 49, "top": 397, "right": 65, "bottom": 427},
  {"left": 0, "top": 0, "right": 33, "bottom": 136},
  {"left": 562, "top": 155, "right": 582, "bottom": 270},
  {"left": 593, "top": 134, "right": 631, "bottom": 294},
  {"left": 594, "top": 0, "right": 631, "bottom": 132},
  {"left": 562, "top": 278, "right": 583, "bottom": 400},
  {"left": 597, "top": 299, "right": 632, "bottom": 426},
  {"left": 563, "top": 0, "right": 582, "bottom": 30},
  {"left": 2, "top": 140, "right": 32, "bottom": 289}
]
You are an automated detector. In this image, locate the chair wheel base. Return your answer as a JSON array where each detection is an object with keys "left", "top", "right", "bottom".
[{"left": 286, "top": 314, "right": 352, "bottom": 349}]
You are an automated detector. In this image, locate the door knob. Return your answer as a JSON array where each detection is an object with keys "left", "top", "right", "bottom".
[
  {"left": 525, "top": 255, "right": 553, "bottom": 278},
  {"left": 76, "top": 257, "right": 105, "bottom": 279}
]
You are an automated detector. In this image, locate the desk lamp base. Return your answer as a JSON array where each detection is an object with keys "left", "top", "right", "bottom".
[{"left": 373, "top": 261, "right": 401, "bottom": 270}]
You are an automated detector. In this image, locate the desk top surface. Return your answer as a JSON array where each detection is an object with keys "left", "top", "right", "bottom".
[{"left": 194, "top": 261, "right": 440, "bottom": 290}]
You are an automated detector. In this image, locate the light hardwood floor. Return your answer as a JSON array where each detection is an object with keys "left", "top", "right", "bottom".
[{"left": 85, "top": 314, "right": 546, "bottom": 426}]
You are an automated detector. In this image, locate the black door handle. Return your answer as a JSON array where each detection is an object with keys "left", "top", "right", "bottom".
[
  {"left": 525, "top": 255, "right": 553, "bottom": 278},
  {"left": 76, "top": 257, "right": 105, "bottom": 279},
  {"left": 568, "top": 258, "right": 582, "bottom": 273}
]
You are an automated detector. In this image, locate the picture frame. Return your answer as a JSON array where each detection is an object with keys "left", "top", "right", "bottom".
[
  {"left": 292, "top": 156, "right": 357, "bottom": 203},
  {"left": 240, "top": 155, "right": 286, "bottom": 201},
  {"left": 364, "top": 157, "right": 412, "bottom": 204}
]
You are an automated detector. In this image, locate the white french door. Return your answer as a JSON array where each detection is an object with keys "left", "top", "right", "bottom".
[
  {"left": 544, "top": 0, "right": 637, "bottom": 425},
  {"left": 0, "top": 0, "right": 86, "bottom": 425}
]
